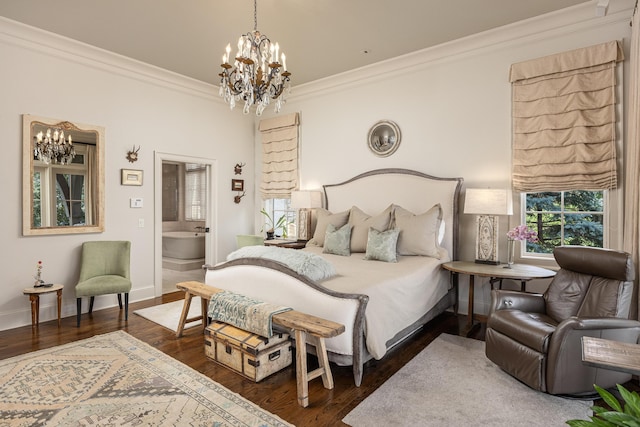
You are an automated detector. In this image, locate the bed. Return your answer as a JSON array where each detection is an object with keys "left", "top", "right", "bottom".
[{"left": 205, "top": 168, "right": 463, "bottom": 386}]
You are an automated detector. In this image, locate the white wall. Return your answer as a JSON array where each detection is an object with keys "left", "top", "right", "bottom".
[
  {"left": 0, "top": 18, "right": 256, "bottom": 330},
  {"left": 258, "top": 1, "right": 635, "bottom": 315}
]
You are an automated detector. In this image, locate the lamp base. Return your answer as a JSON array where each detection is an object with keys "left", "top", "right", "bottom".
[{"left": 475, "top": 259, "right": 501, "bottom": 265}]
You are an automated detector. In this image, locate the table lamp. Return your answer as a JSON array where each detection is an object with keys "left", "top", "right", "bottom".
[
  {"left": 464, "top": 188, "right": 513, "bottom": 264},
  {"left": 291, "top": 190, "right": 323, "bottom": 240}
]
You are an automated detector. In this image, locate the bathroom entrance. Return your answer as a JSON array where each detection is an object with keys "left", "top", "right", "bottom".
[{"left": 154, "top": 152, "right": 216, "bottom": 295}]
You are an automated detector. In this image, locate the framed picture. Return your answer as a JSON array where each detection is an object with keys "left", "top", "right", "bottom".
[
  {"left": 121, "top": 169, "right": 143, "bottom": 186},
  {"left": 231, "top": 179, "right": 244, "bottom": 191}
]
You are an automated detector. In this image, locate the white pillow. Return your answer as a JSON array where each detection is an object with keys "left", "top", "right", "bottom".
[
  {"left": 307, "top": 208, "right": 350, "bottom": 247},
  {"left": 394, "top": 204, "right": 443, "bottom": 258},
  {"left": 348, "top": 205, "right": 393, "bottom": 253}
]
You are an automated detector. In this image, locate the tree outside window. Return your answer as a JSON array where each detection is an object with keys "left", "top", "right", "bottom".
[{"left": 524, "top": 191, "right": 604, "bottom": 255}]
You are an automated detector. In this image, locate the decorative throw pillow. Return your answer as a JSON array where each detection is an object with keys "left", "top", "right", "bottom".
[
  {"left": 307, "top": 208, "right": 350, "bottom": 247},
  {"left": 348, "top": 205, "right": 393, "bottom": 253},
  {"left": 323, "top": 223, "right": 352, "bottom": 256},
  {"left": 394, "top": 204, "right": 443, "bottom": 258},
  {"left": 364, "top": 228, "right": 400, "bottom": 263}
]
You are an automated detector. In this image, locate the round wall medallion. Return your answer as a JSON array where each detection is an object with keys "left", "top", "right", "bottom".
[{"left": 367, "top": 120, "right": 401, "bottom": 157}]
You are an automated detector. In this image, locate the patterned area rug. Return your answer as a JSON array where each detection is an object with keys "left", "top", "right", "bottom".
[{"left": 0, "top": 331, "right": 293, "bottom": 426}]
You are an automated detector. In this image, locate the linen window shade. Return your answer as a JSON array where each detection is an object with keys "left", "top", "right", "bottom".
[
  {"left": 510, "top": 40, "right": 624, "bottom": 192},
  {"left": 259, "top": 112, "right": 299, "bottom": 199}
]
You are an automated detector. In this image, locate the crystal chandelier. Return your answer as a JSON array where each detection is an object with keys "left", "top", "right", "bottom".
[
  {"left": 219, "top": 0, "right": 291, "bottom": 116},
  {"left": 33, "top": 127, "right": 76, "bottom": 165}
]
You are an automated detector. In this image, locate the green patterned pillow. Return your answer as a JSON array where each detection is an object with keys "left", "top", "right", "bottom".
[
  {"left": 323, "top": 223, "right": 352, "bottom": 256},
  {"left": 364, "top": 228, "right": 400, "bottom": 263}
]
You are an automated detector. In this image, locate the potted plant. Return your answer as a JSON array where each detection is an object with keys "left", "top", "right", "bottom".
[
  {"left": 260, "top": 209, "right": 288, "bottom": 240},
  {"left": 566, "top": 384, "right": 640, "bottom": 426}
]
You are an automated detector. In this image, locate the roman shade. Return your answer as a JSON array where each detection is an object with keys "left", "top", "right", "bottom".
[
  {"left": 510, "top": 40, "right": 624, "bottom": 192},
  {"left": 259, "top": 112, "right": 299, "bottom": 199}
]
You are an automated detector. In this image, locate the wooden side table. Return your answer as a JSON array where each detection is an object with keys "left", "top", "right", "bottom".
[
  {"left": 582, "top": 336, "right": 640, "bottom": 376},
  {"left": 23, "top": 284, "right": 64, "bottom": 327},
  {"left": 441, "top": 261, "right": 555, "bottom": 336}
]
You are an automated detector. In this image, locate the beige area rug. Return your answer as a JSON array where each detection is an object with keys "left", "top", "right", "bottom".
[
  {"left": 135, "top": 297, "right": 203, "bottom": 332},
  {"left": 343, "top": 333, "right": 592, "bottom": 426},
  {"left": 0, "top": 331, "right": 293, "bottom": 426}
]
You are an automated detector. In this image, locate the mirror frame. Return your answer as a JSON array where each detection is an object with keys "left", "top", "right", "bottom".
[
  {"left": 367, "top": 120, "right": 401, "bottom": 157},
  {"left": 22, "top": 114, "right": 105, "bottom": 236}
]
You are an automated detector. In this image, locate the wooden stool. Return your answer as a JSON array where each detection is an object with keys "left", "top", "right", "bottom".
[
  {"left": 175, "top": 281, "right": 345, "bottom": 407},
  {"left": 23, "top": 284, "right": 63, "bottom": 327}
]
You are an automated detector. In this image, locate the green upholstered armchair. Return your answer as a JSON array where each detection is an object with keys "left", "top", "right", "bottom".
[
  {"left": 236, "top": 234, "right": 264, "bottom": 248},
  {"left": 75, "top": 241, "right": 132, "bottom": 327}
]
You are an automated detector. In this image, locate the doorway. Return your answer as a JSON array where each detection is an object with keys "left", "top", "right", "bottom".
[{"left": 154, "top": 152, "right": 216, "bottom": 296}]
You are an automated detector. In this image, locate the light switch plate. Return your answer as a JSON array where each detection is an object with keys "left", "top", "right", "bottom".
[{"left": 130, "top": 197, "right": 143, "bottom": 208}]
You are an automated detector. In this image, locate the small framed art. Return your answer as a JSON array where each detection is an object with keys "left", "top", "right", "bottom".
[
  {"left": 121, "top": 169, "right": 143, "bottom": 186},
  {"left": 232, "top": 179, "right": 244, "bottom": 191}
]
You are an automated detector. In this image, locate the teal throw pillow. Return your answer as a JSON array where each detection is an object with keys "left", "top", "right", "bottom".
[
  {"left": 364, "top": 228, "right": 400, "bottom": 263},
  {"left": 323, "top": 223, "right": 352, "bottom": 256}
]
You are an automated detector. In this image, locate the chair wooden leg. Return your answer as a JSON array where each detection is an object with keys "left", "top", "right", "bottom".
[
  {"left": 117, "top": 293, "right": 123, "bottom": 309},
  {"left": 76, "top": 298, "right": 82, "bottom": 327},
  {"left": 124, "top": 293, "right": 129, "bottom": 320},
  {"left": 89, "top": 296, "right": 95, "bottom": 313}
]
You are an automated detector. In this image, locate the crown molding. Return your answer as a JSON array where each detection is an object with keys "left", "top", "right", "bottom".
[
  {"left": 0, "top": 16, "right": 222, "bottom": 102},
  {"left": 289, "top": 0, "right": 635, "bottom": 102}
]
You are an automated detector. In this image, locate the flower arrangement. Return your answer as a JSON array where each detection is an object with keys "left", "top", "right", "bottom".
[{"left": 506, "top": 225, "right": 538, "bottom": 242}]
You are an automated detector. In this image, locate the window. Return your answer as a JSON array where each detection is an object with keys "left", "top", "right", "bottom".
[
  {"left": 185, "top": 163, "right": 206, "bottom": 221},
  {"left": 262, "top": 198, "right": 296, "bottom": 238},
  {"left": 523, "top": 191, "right": 605, "bottom": 256}
]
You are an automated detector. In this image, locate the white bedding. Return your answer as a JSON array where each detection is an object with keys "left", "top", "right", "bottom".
[{"left": 303, "top": 246, "right": 451, "bottom": 359}]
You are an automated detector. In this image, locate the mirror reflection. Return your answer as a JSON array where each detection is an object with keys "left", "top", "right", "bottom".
[{"left": 23, "top": 115, "right": 105, "bottom": 236}]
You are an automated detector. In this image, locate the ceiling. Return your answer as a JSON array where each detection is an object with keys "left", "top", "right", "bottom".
[{"left": 0, "top": 0, "right": 592, "bottom": 87}]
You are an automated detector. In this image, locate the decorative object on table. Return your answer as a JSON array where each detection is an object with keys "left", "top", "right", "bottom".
[
  {"left": 566, "top": 384, "right": 640, "bottom": 426},
  {"left": 125, "top": 145, "right": 140, "bottom": 163},
  {"left": 234, "top": 162, "right": 245, "bottom": 175},
  {"left": 291, "top": 190, "right": 323, "bottom": 240},
  {"left": 367, "top": 120, "right": 401, "bottom": 157},
  {"left": 0, "top": 331, "right": 292, "bottom": 426},
  {"left": 121, "top": 169, "right": 143, "bottom": 186},
  {"left": 260, "top": 208, "right": 288, "bottom": 239},
  {"left": 219, "top": 0, "right": 291, "bottom": 116},
  {"left": 34, "top": 260, "right": 43, "bottom": 286},
  {"left": 505, "top": 224, "right": 538, "bottom": 268},
  {"left": 33, "top": 124, "right": 76, "bottom": 165},
  {"left": 464, "top": 188, "right": 513, "bottom": 265}
]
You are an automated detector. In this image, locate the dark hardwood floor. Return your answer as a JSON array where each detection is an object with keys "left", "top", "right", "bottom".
[{"left": 0, "top": 292, "right": 482, "bottom": 426}]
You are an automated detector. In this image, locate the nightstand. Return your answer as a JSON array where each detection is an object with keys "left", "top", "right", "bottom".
[{"left": 264, "top": 239, "right": 307, "bottom": 249}]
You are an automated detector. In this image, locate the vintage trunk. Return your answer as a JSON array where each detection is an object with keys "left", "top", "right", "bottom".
[{"left": 204, "top": 321, "right": 292, "bottom": 382}]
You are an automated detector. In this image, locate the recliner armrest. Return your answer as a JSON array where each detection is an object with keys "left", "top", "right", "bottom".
[
  {"left": 489, "top": 289, "right": 545, "bottom": 317},
  {"left": 555, "top": 316, "right": 640, "bottom": 333}
]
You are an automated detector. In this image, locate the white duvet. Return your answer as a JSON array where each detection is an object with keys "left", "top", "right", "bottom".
[{"left": 303, "top": 246, "right": 451, "bottom": 359}]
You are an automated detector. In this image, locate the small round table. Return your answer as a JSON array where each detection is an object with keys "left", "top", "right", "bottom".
[
  {"left": 441, "top": 262, "right": 556, "bottom": 336},
  {"left": 23, "top": 284, "right": 64, "bottom": 327}
]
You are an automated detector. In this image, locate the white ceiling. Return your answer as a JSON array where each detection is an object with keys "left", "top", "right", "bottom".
[{"left": 0, "top": 0, "right": 592, "bottom": 87}]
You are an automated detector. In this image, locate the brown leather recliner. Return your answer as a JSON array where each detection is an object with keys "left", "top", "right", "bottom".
[{"left": 485, "top": 245, "right": 640, "bottom": 395}]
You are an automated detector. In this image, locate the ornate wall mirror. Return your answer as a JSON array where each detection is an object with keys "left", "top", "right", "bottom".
[
  {"left": 22, "top": 114, "right": 105, "bottom": 236},
  {"left": 367, "top": 120, "right": 401, "bottom": 157}
]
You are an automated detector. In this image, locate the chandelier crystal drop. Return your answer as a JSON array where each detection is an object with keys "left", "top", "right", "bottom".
[
  {"left": 33, "top": 127, "right": 76, "bottom": 165},
  {"left": 219, "top": 0, "right": 291, "bottom": 116}
]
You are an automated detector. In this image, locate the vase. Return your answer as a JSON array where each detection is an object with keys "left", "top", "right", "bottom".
[{"left": 505, "top": 239, "right": 515, "bottom": 268}]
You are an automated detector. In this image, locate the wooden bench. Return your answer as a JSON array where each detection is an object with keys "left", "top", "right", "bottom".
[{"left": 175, "top": 281, "right": 345, "bottom": 407}]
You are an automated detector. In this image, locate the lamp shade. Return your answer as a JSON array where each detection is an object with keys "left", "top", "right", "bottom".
[
  {"left": 290, "top": 190, "right": 323, "bottom": 209},
  {"left": 464, "top": 189, "right": 513, "bottom": 216}
]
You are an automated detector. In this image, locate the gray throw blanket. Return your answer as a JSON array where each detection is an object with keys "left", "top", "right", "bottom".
[{"left": 207, "top": 290, "right": 292, "bottom": 337}]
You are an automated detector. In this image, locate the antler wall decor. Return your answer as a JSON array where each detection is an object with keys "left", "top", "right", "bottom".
[
  {"left": 234, "top": 162, "right": 245, "bottom": 175},
  {"left": 126, "top": 145, "right": 141, "bottom": 163}
]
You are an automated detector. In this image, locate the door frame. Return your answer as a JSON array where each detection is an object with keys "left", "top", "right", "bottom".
[{"left": 154, "top": 151, "right": 217, "bottom": 296}]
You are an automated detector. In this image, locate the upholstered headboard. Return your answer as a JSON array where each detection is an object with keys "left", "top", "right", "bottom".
[{"left": 323, "top": 168, "right": 463, "bottom": 260}]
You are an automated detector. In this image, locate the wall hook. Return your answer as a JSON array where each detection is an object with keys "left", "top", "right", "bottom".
[{"left": 234, "top": 191, "right": 246, "bottom": 204}]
